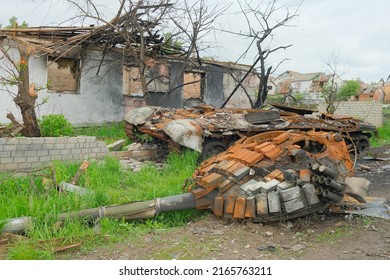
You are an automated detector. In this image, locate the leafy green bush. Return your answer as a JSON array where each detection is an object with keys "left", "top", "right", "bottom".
[{"left": 39, "top": 114, "right": 73, "bottom": 137}]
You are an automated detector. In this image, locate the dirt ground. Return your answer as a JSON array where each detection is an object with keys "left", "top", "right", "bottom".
[{"left": 63, "top": 145, "right": 390, "bottom": 260}]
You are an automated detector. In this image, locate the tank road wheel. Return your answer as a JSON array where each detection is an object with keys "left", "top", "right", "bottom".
[{"left": 201, "top": 140, "right": 227, "bottom": 162}]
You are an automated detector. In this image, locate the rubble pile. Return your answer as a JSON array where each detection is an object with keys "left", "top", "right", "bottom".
[{"left": 188, "top": 130, "right": 356, "bottom": 222}]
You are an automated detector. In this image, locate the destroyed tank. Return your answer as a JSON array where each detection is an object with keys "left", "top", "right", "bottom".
[
  {"left": 3, "top": 130, "right": 366, "bottom": 234},
  {"left": 124, "top": 104, "right": 377, "bottom": 160}
]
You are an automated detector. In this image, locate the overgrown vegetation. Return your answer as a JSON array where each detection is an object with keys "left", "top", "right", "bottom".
[
  {"left": 73, "top": 122, "right": 129, "bottom": 145},
  {"left": 0, "top": 150, "right": 202, "bottom": 259},
  {"left": 39, "top": 114, "right": 74, "bottom": 137},
  {"left": 370, "top": 119, "right": 390, "bottom": 147},
  {"left": 38, "top": 113, "right": 128, "bottom": 145},
  {"left": 370, "top": 107, "right": 390, "bottom": 147}
]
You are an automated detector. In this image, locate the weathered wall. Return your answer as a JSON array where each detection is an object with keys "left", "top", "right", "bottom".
[
  {"left": 0, "top": 137, "right": 109, "bottom": 171},
  {"left": 123, "top": 61, "right": 260, "bottom": 111},
  {"left": 148, "top": 61, "right": 184, "bottom": 108},
  {"left": 204, "top": 65, "right": 225, "bottom": 107},
  {"left": 317, "top": 101, "right": 383, "bottom": 127},
  {"left": 0, "top": 48, "right": 124, "bottom": 125},
  {"left": 222, "top": 69, "right": 258, "bottom": 109}
]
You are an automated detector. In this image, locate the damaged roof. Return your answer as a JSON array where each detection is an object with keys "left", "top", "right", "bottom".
[{"left": 0, "top": 5, "right": 184, "bottom": 59}]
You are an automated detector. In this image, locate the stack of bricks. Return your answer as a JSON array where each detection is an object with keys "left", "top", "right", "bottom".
[{"left": 0, "top": 137, "right": 109, "bottom": 171}]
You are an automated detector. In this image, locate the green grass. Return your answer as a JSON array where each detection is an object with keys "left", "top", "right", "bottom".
[
  {"left": 73, "top": 122, "right": 129, "bottom": 145},
  {"left": 0, "top": 150, "right": 202, "bottom": 259},
  {"left": 370, "top": 119, "right": 390, "bottom": 147}
]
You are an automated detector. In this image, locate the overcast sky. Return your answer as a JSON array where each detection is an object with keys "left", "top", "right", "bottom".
[{"left": 0, "top": 0, "right": 389, "bottom": 83}]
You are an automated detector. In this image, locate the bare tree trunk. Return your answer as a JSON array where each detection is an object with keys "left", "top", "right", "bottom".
[{"left": 13, "top": 46, "right": 41, "bottom": 137}]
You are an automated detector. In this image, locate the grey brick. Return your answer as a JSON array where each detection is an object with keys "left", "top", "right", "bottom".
[
  {"left": 31, "top": 138, "right": 45, "bottom": 144},
  {"left": 37, "top": 150, "right": 48, "bottom": 156},
  {"left": 11, "top": 150, "right": 26, "bottom": 157},
  {"left": 60, "top": 149, "right": 71, "bottom": 155},
  {"left": 55, "top": 144, "right": 66, "bottom": 149},
  {"left": 26, "top": 157, "right": 39, "bottom": 163},
  {"left": 39, "top": 156, "right": 51, "bottom": 162},
  {"left": 31, "top": 162, "right": 45, "bottom": 169},
  {"left": 280, "top": 186, "right": 301, "bottom": 202},
  {"left": 77, "top": 137, "right": 87, "bottom": 143},
  {"left": 57, "top": 137, "right": 69, "bottom": 144},
  {"left": 68, "top": 138, "right": 79, "bottom": 143},
  {"left": 88, "top": 142, "right": 97, "bottom": 148},
  {"left": 0, "top": 157, "right": 13, "bottom": 164},
  {"left": 0, "top": 138, "right": 6, "bottom": 145},
  {"left": 42, "top": 144, "right": 54, "bottom": 150},
  {"left": 49, "top": 149, "right": 61, "bottom": 155},
  {"left": 0, "top": 151, "right": 11, "bottom": 157},
  {"left": 65, "top": 143, "right": 76, "bottom": 149},
  {"left": 3, "top": 163, "right": 18, "bottom": 170},
  {"left": 25, "top": 150, "right": 37, "bottom": 157},
  {"left": 62, "top": 154, "right": 74, "bottom": 160},
  {"left": 29, "top": 144, "right": 42, "bottom": 150},
  {"left": 14, "top": 157, "right": 27, "bottom": 163},
  {"left": 86, "top": 137, "right": 96, "bottom": 143},
  {"left": 268, "top": 192, "right": 281, "bottom": 213},
  {"left": 51, "top": 154, "right": 62, "bottom": 161},
  {"left": 284, "top": 197, "right": 305, "bottom": 213},
  {"left": 3, "top": 145, "right": 16, "bottom": 151},
  {"left": 18, "top": 163, "right": 31, "bottom": 170},
  {"left": 19, "top": 138, "right": 33, "bottom": 145},
  {"left": 72, "top": 148, "right": 82, "bottom": 154},
  {"left": 16, "top": 144, "right": 29, "bottom": 150},
  {"left": 44, "top": 137, "right": 57, "bottom": 144}
]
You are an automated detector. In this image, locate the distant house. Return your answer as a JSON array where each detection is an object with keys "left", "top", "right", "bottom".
[
  {"left": 271, "top": 70, "right": 340, "bottom": 99},
  {"left": 0, "top": 26, "right": 259, "bottom": 125},
  {"left": 355, "top": 80, "right": 385, "bottom": 102}
]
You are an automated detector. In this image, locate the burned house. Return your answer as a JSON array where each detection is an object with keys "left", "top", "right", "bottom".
[
  {"left": 123, "top": 58, "right": 259, "bottom": 115},
  {"left": 0, "top": 21, "right": 259, "bottom": 125}
]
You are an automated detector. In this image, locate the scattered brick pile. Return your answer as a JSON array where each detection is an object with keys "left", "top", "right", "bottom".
[{"left": 189, "top": 130, "right": 354, "bottom": 222}]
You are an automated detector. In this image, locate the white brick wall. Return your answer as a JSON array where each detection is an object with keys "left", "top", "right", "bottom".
[
  {"left": 317, "top": 101, "right": 383, "bottom": 127},
  {"left": 0, "top": 137, "right": 109, "bottom": 171}
]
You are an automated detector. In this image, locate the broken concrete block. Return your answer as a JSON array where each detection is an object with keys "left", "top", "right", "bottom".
[
  {"left": 233, "top": 166, "right": 250, "bottom": 180},
  {"left": 277, "top": 181, "right": 294, "bottom": 191},
  {"left": 268, "top": 191, "right": 281, "bottom": 213},
  {"left": 239, "top": 179, "right": 258, "bottom": 194},
  {"left": 302, "top": 183, "right": 320, "bottom": 205},
  {"left": 260, "top": 179, "right": 280, "bottom": 193},
  {"left": 249, "top": 180, "right": 265, "bottom": 195},
  {"left": 284, "top": 197, "right": 305, "bottom": 213},
  {"left": 244, "top": 196, "right": 256, "bottom": 218},
  {"left": 255, "top": 193, "right": 268, "bottom": 215},
  {"left": 280, "top": 186, "right": 301, "bottom": 202},
  {"left": 107, "top": 139, "right": 126, "bottom": 151}
]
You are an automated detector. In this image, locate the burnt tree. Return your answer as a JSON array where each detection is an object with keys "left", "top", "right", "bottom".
[{"left": 222, "top": 0, "right": 301, "bottom": 109}]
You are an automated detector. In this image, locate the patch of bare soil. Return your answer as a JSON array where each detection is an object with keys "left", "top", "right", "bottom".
[{"left": 61, "top": 145, "right": 390, "bottom": 260}]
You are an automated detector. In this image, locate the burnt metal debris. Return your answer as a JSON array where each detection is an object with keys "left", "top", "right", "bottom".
[
  {"left": 4, "top": 130, "right": 389, "bottom": 235},
  {"left": 124, "top": 105, "right": 377, "bottom": 160}
]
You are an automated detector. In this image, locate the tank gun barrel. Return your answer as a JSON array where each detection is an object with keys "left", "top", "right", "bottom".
[{"left": 1, "top": 193, "right": 196, "bottom": 234}]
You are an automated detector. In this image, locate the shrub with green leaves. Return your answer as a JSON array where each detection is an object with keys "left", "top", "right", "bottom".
[{"left": 39, "top": 114, "right": 73, "bottom": 137}]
